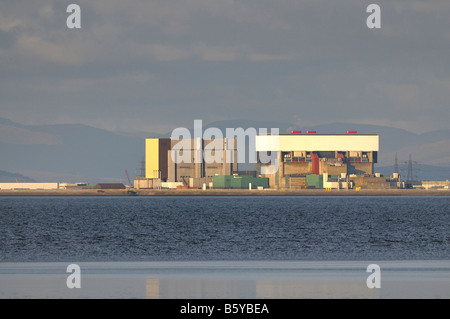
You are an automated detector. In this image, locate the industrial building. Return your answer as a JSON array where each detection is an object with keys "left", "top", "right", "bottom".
[
  {"left": 139, "top": 130, "right": 405, "bottom": 190},
  {"left": 145, "top": 138, "right": 171, "bottom": 180},
  {"left": 255, "top": 131, "right": 381, "bottom": 189},
  {"left": 0, "top": 183, "right": 60, "bottom": 190},
  {"left": 212, "top": 175, "right": 269, "bottom": 189},
  {"left": 419, "top": 180, "right": 449, "bottom": 190},
  {"left": 141, "top": 137, "right": 239, "bottom": 188},
  {"left": 94, "top": 183, "right": 126, "bottom": 190},
  {"left": 168, "top": 137, "right": 238, "bottom": 185}
]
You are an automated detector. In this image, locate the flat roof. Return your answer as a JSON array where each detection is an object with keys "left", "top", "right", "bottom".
[
  {"left": 258, "top": 133, "right": 379, "bottom": 136},
  {"left": 256, "top": 134, "right": 379, "bottom": 152}
]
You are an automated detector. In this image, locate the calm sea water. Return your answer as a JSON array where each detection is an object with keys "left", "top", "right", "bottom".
[{"left": 0, "top": 196, "right": 449, "bottom": 262}]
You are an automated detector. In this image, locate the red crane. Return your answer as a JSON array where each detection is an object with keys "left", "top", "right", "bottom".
[{"left": 125, "top": 170, "right": 132, "bottom": 186}]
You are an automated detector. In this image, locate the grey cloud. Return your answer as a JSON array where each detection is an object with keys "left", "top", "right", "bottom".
[
  {"left": 0, "top": 28, "right": 15, "bottom": 49},
  {"left": 0, "top": 0, "right": 449, "bottom": 133}
]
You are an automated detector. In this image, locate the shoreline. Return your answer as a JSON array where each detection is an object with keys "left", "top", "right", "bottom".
[{"left": 1, "top": 188, "right": 449, "bottom": 196}]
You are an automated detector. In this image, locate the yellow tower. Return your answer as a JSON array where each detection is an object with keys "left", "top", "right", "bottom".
[{"left": 145, "top": 138, "right": 170, "bottom": 180}]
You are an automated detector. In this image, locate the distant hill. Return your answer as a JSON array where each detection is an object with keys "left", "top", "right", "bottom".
[
  {"left": 164, "top": 119, "right": 298, "bottom": 137},
  {"left": 0, "top": 119, "right": 145, "bottom": 184},
  {"left": 0, "top": 170, "right": 35, "bottom": 183},
  {"left": 1, "top": 118, "right": 449, "bottom": 183},
  {"left": 376, "top": 164, "right": 450, "bottom": 182}
]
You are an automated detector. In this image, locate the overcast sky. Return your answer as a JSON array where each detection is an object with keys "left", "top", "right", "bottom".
[{"left": 1, "top": 0, "right": 449, "bottom": 134}]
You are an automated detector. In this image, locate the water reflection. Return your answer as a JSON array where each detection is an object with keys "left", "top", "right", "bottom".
[
  {"left": 0, "top": 261, "right": 448, "bottom": 299},
  {"left": 145, "top": 278, "right": 379, "bottom": 299}
]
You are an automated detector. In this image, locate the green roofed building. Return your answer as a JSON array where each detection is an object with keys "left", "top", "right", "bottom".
[
  {"left": 305, "top": 174, "right": 324, "bottom": 189},
  {"left": 213, "top": 175, "right": 269, "bottom": 189}
]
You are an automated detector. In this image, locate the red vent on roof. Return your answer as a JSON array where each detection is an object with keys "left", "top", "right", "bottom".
[
  {"left": 306, "top": 131, "right": 316, "bottom": 134},
  {"left": 346, "top": 130, "right": 357, "bottom": 134},
  {"left": 290, "top": 130, "right": 302, "bottom": 134}
]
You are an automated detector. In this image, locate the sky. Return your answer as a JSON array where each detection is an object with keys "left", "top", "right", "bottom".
[{"left": 0, "top": 0, "right": 449, "bottom": 134}]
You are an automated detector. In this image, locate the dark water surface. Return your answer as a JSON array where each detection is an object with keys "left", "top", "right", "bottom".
[{"left": 0, "top": 196, "right": 449, "bottom": 262}]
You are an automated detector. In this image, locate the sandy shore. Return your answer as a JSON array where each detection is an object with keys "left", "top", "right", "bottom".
[{"left": 0, "top": 188, "right": 449, "bottom": 196}]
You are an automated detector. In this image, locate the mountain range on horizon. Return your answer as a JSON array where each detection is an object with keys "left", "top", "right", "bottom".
[{"left": 1, "top": 117, "right": 449, "bottom": 183}]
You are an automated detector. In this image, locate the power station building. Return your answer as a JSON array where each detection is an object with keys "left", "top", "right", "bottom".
[
  {"left": 142, "top": 137, "right": 238, "bottom": 188},
  {"left": 255, "top": 132, "right": 380, "bottom": 189},
  {"left": 140, "top": 131, "right": 391, "bottom": 190},
  {"left": 145, "top": 138, "right": 171, "bottom": 180},
  {"left": 168, "top": 137, "right": 238, "bottom": 185}
]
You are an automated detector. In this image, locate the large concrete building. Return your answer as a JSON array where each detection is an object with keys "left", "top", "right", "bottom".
[
  {"left": 168, "top": 138, "right": 238, "bottom": 185},
  {"left": 255, "top": 132, "right": 380, "bottom": 188},
  {"left": 145, "top": 137, "right": 238, "bottom": 186}
]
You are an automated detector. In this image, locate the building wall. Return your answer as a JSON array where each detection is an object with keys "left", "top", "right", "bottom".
[
  {"left": 265, "top": 172, "right": 278, "bottom": 189},
  {"left": 257, "top": 134, "right": 379, "bottom": 188},
  {"left": 319, "top": 162, "right": 348, "bottom": 176},
  {"left": 283, "top": 162, "right": 312, "bottom": 175},
  {"left": 349, "top": 176, "right": 403, "bottom": 189},
  {"left": 212, "top": 175, "right": 269, "bottom": 189},
  {"left": 167, "top": 138, "right": 238, "bottom": 183},
  {"left": 158, "top": 139, "right": 171, "bottom": 180},
  {"left": 134, "top": 178, "right": 153, "bottom": 189},
  {"left": 95, "top": 183, "right": 126, "bottom": 189},
  {"left": 285, "top": 176, "right": 306, "bottom": 189},
  {"left": 145, "top": 138, "right": 159, "bottom": 179},
  {"left": 347, "top": 163, "right": 373, "bottom": 175},
  {"left": 0, "top": 183, "right": 59, "bottom": 190},
  {"left": 421, "top": 180, "right": 450, "bottom": 189},
  {"left": 168, "top": 149, "right": 175, "bottom": 183},
  {"left": 256, "top": 134, "right": 379, "bottom": 152},
  {"left": 189, "top": 177, "right": 212, "bottom": 189},
  {"left": 145, "top": 138, "right": 171, "bottom": 180}
]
